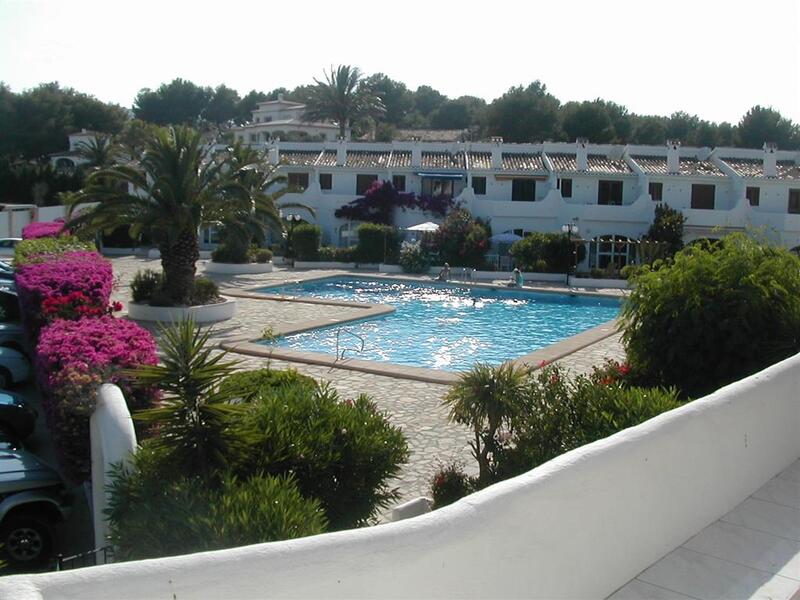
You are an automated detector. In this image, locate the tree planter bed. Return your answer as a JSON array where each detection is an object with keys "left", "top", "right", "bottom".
[{"left": 127, "top": 296, "right": 237, "bottom": 323}]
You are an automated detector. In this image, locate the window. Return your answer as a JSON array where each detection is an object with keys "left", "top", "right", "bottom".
[
  {"left": 691, "top": 184, "right": 715, "bottom": 210},
  {"left": 319, "top": 173, "right": 332, "bottom": 190},
  {"left": 472, "top": 176, "right": 487, "bottom": 195},
  {"left": 511, "top": 179, "right": 536, "bottom": 202},
  {"left": 789, "top": 189, "right": 800, "bottom": 214},
  {"left": 558, "top": 178, "right": 572, "bottom": 198},
  {"left": 287, "top": 172, "right": 309, "bottom": 190},
  {"left": 421, "top": 178, "right": 454, "bottom": 197},
  {"left": 649, "top": 182, "right": 663, "bottom": 201},
  {"left": 598, "top": 180, "right": 623, "bottom": 205},
  {"left": 249, "top": 133, "right": 257, "bottom": 142},
  {"left": 745, "top": 186, "right": 759, "bottom": 207},
  {"left": 255, "top": 117, "right": 260, "bottom": 123},
  {"left": 356, "top": 174, "right": 378, "bottom": 195},
  {"left": 590, "top": 235, "right": 634, "bottom": 270},
  {"left": 392, "top": 175, "right": 406, "bottom": 192}
]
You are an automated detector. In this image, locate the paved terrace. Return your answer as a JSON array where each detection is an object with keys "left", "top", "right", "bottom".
[{"left": 109, "top": 257, "right": 625, "bottom": 508}]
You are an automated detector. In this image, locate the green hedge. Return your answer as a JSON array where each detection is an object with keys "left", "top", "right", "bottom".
[
  {"left": 509, "top": 232, "right": 585, "bottom": 272},
  {"left": 13, "top": 235, "right": 95, "bottom": 267},
  {"left": 291, "top": 224, "right": 321, "bottom": 260},
  {"left": 356, "top": 223, "right": 400, "bottom": 263}
]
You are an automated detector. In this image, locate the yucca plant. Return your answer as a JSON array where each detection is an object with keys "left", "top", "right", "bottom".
[
  {"left": 443, "top": 362, "right": 529, "bottom": 485},
  {"left": 126, "top": 318, "right": 246, "bottom": 478}
]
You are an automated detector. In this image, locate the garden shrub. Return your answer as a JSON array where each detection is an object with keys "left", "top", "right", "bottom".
[
  {"left": 130, "top": 269, "right": 163, "bottom": 303},
  {"left": 510, "top": 232, "right": 586, "bottom": 273},
  {"left": 644, "top": 203, "right": 685, "bottom": 257},
  {"left": 432, "top": 208, "right": 491, "bottom": 268},
  {"left": 236, "top": 377, "right": 408, "bottom": 529},
  {"left": 13, "top": 235, "right": 95, "bottom": 267},
  {"left": 318, "top": 246, "right": 355, "bottom": 262},
  {"left": 16, "top": 251, "right": 113, "bottom": 337},
  {"left": 211, "top": 242, "right": 249, "bottom": 264},
  {"left": 621, "top": 233, "right": 800, "bottom": 397},
  {"left": 291, "top": 224, "right": 321, "bottom": 260},
  {"left": 249, "top": 247, "right": 273, "bottom": 263},
  {"left": 191, "top": 276, "right": 220, "bottom": 305},
  {"left": 430, "top": 462, "right": 475, "bottom": 509},
  {"left": 399, "top": 240, "right": 431, "bottom": 274},
  {"left": 355, "top": 223, "right": 400, "bottom": 264},
  {"left": 21, "top": 220, "right": 66, "bottom": 240},
  {"left": 219, "top": 368, "right": 316, "bottom": 402},
  {"left": 36, "top": 315, "right": 158, "bottom": 481},
  {"left": 106, "top": 448, "right": 326, "bottom": 561}
]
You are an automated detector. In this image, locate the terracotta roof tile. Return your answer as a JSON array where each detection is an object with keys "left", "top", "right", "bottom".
[
  {"left": 720, "top": 157, "right": 800, "bottom": 180},
  {"left": 548, "top": 153, "right": 631, "bottom": 174},
  {"left": 346, "top": 151, "right": 391, "bottom": 168},
  {"left": 631, "top": 155, "right": 723, "bottom": 177},
  {"left": 279, "top": 151, "right": 321, "bottom": 166},
  {"left": 421, "top": 151, "right": 465, "bottom": 169},
  {"left": 388, "top": 151, "right": 412, "bottom": 168},
  {"left": 468, "top": 152, "right": 492, "bottom": 169},
  {"left": 316, "top": 150, "right": 337, "bottom": 167},
  {"left": 502, "top": 153, "right": 545, "bottom": 171}
]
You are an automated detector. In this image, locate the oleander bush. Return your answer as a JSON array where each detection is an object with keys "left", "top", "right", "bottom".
[
  {"left": 106, "top": 448, "right": 327, "bottom": 561},
  {"left": 510, "top": 232, "right": 586, "bottom": 273},
  {"left": 317, "top": 245, "right": 355, "bottom": 262},
  {"left": 13, "top": 235, "right": 95, "bottom": 267},
  {"left": 16, "top": 251, "right": 113, "bottom": 337},
  {"left": 430, "top": 462, "right": 475, "bottom": 509},
  {"left": 621, "top": 233, "right": 800, "bottom": 397},
  {"left": 291, "top": 224, "right": 321, "bottom": 260},
  {"left": 36, "top": 316, "right": 158, "bottom": 481},
  {"left": 21, "top": 219, "right": 67, "bottom": 240},
  {"left": 432, "top": 208, "right": 491, "bottom": 268},
  {"left": 219, "top": 368, "right": 316, "bottom": 402}
]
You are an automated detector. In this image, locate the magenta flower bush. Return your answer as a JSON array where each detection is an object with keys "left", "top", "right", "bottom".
[
  {"left": 36, "top": 316, "right": 158, "bottom": 481},
  {"left": 16, "top": 251, "right": 113, "bottom": 337},
  {"left": 22, "top": 219, "right": 67, "bottom": 240}
]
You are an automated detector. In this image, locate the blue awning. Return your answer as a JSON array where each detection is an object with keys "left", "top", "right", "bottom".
[{"left": 414, "top": 172, "right": 465, "bottom": 179}]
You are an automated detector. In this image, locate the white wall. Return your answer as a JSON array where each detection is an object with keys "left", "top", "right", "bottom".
[{"left": 3, "top": 352, "right": 799, "bottom": 600}]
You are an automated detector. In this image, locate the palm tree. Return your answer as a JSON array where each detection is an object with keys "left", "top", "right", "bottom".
[
  {"left": 68, "top": 127, "right": 279, "bottom": 304},
  {"left": 303, "top": 65, "right": 385, "bottom": 139},
  {"left": 74, "top": 135, "right": 120, "bottom": 169}
]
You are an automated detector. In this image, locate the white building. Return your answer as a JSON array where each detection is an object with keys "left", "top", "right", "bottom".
[
  {"left": 49, "top": 129, "right": 104, "bottom": 170},
  {"left": 231, "top": 94, "right": 346, "bottom": 143},
  {"left": 257, "top": 138, "right": 800, "bottom": 267}
]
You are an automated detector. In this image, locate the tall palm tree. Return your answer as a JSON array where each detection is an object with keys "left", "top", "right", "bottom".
[
  {"left": 68, "top": 127, "right": 278, "bottom": 305},
  {"left": 304, "top": 65, "right": 385, "bottom": 139}
]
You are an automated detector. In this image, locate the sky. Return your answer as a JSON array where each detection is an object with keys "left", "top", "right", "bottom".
[{"left": 1, "top": 0, "right": 799, "bottom": 125}]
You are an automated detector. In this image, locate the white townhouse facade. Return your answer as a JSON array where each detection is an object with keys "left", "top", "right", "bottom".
[
  {"left": 231, "top": 94, "right": 346, "bottom": 143},
  {"left": 49, "top": 129, "right": 104, "bottom": 169},
  {"left": 250, "top": 137, "right": 800, "bottom": 267}
]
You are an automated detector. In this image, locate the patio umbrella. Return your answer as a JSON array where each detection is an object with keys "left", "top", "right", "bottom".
[
  {"left": 490, "top": 232, "right": 523, "bottom": 244},
  {"left": 406, "top": 222, "right": 440, "bottom": 232}
]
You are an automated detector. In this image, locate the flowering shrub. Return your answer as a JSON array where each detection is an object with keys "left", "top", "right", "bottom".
[
  {"left": 36, "top": 316, "right": 158, "bottom": 481},
  {"left": 399, "top": 240, "right": 431, "bottom": 273},
  {"left": 334, "top": 180, "right": 455, "bottom": 225},
  {"left": 22, "top": 219, "right": 67, "bottom": 240},
  {"left": 13, "top": 235, "right": 95, "bottom": 267},
  {"left": 432, "top": 208, "right": 491, "bottom": 268},
  {"left": 41, "top": 291, "right": 122, "bottom": 323},
  {"left": 16, "top": 251, "right": 113, "bottom": 337}
]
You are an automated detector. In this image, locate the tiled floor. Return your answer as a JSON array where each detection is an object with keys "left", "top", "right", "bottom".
[{"left": 608, "top": 459, "right": 800, "bottom": 600}]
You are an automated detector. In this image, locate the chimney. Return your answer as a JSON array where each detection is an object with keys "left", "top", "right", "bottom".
[
  {"left": 763, "top": 142, "right": 777, "bottom": 177},
  {"left": 575, "top": 138, "right": 588, "bottom": 171},
  {"left": 411, "top": 139, "right": 421, "bottom": 168},
  {"left": 491, "top": 136, "right": 503, "bottom": 169},
  {"left": 336, "top": 138, "right": 347, "bottom": 166},
  {"left": 277, "top": 93, "right": 284, "bottom": 102},
  {"left": 666, "top": 140, "right": 681, "bottom": 174},
  {"left": 267, "top": 144, "right": 279, "bottom": 165}
]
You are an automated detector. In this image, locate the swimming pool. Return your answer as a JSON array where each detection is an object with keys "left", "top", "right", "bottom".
[{"left": 258, "top": 278, "right": 620, "bottom": 372}]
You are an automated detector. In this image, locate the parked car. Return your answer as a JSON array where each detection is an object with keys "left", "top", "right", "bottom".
[
  {"left": 0, "top": 432, "right": 72, "bottom": 569},
  {"left": 0, "top": 290, "right": 27, "bottom": 357},
  {"left": 0, "top": 262, "right": 13, "bottom": 282},
  {"left": 0, "top": 347, "right": 31, "bottom": 389},
  {"left": 0, "top": 239, "right": 21, "bottom": 257},
  {"left": 0, "top": 391, "right": 36, "bottom": 439}
]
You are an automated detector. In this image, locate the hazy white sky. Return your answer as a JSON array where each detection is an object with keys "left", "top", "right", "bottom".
[{"left": 1, "top": 0, "right": 798, "bottom": 124}]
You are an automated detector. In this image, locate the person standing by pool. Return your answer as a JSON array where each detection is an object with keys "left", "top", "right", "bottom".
[
  {"left": 507, "top": 268, "right": 524, "bottom": 288},
  {"left": 435, "top": 263, "right": 451, "bottom": 281}
]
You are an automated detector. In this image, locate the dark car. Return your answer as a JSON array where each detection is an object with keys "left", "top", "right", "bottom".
[
  {"left": 0, "top": 391, "right": 36, "bottom": 439},
  {"left": 0, "top": 433, "right": 72, "bottom": 569}
]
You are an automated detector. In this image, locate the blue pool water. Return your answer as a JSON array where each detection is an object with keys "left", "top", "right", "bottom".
[{"left": 258, "top": 278, "right": 620, "bottom": 372}]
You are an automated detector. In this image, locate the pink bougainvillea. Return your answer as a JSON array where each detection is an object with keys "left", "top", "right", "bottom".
[
  {"left": 21, "top": 219, "right": 67, "bottom": 240},
  {"left": 36, "top": 316, "right": 158, "bottom": 481},
  {"left": 16, "top": 251, "right": 113, "bottom": 337}
]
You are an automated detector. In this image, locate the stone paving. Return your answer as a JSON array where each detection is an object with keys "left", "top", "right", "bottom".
[{"left": 110, "top": 257, "right": 625, "bottom": 514}]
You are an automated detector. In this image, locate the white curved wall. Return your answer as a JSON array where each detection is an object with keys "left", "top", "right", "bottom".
[{"left": 3, "top": 353, "right": 800, "bottom": 600}]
